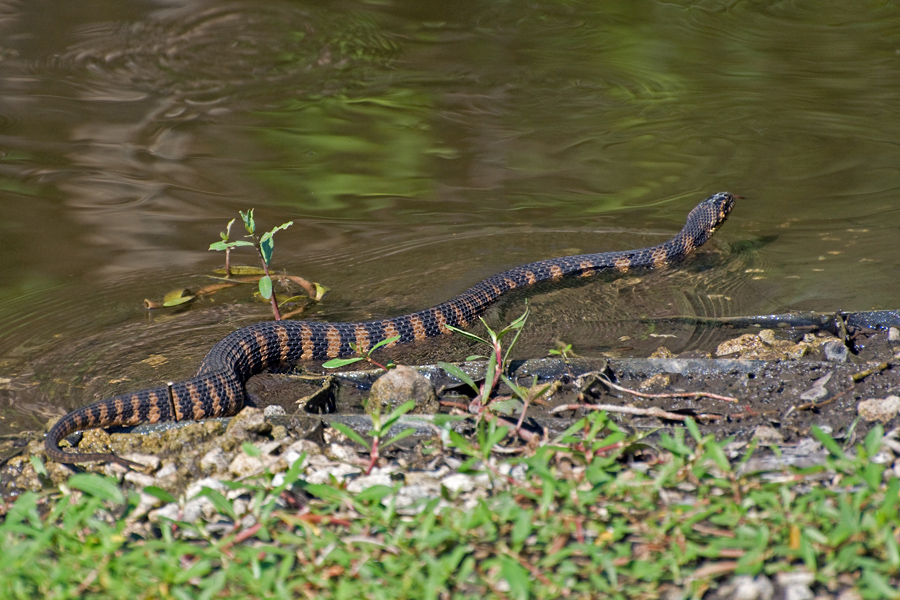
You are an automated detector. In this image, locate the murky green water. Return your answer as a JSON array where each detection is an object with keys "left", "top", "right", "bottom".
[{"left": 2, "top": 1, "right": 900, "bottom": 436}]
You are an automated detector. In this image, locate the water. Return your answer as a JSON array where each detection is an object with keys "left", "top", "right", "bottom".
[{"left": 2, "top": 0, "right": 900, "bottom": 436}]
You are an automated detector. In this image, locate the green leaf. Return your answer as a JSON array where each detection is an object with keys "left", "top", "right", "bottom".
[
  {"left": 67, "top": 474, "right": 125, "bottom": 504},
  {"left": 163, "top": 288, "right": 191, "bottom": 302},
  {"left": 260, "top": 234, "right": 274, "bottom": 265},
  {"left": 195, "top": 487, "right": 235, "bottom": 519},
  {"left": 864, "top": 423, "right": 884, "bottom": 458},
  {"left": 29, "top": 456, "right": 47, "bottom": 477},
  {"left": 323, "top": 357, "right": 363, "bottom": 369},
  {"left": 445, "top": 324, "right": 488, "bottom": 345},
  {"left": 438, "top": 361, "right": 478, "bottom": 393},
  {"left": 220, "top": 218, "right": 235, "bottom": 241},
  {"left": 382, "top": 400, "right": 417, "bottom": 426},
  {"left": 242, "top": 442, "right": 262, "bottom": 458},
  {"left": 499, "top": 555, "right": 530, "bottom": 600},
  {"left": 209, "top": 240, "right": 254, "bottom": 251},
  {"left": 163, "top": 296, "right": 197, "bottom": 308},
  {"left": 370, "top": 334, "right": 401, "bottom": 353},
  {"left": 355, "top": 484, "right": 394, "bottom": 503},
  {"left": 240, "top": 209, "right": 255, "bottom": 234},
  {"left": 313, "top": 282, "right": 329, "bottom": 301},
  {"left": 811, "top": 425, "right": 846, "bottom": 460},
  {"left": 142, "top": 486, "right": 176, "bottom": 504},
  {"left": 482, "top": 353, "right": 496, "bottom": 402},
  {"left": 263, "top": 221, "right": 294, "bottom": 240},
  {"left": 489, "top": 398, "right": 521, "bottom": 416},
  {"left": 211, "top": 264, "right": 265, "bottom": 275},
  {"left": 448, "top": 429, "right": 477, "bottom": 456},
  {"left": 684, "top": 418, "right": 702, "bottom": 442},
  {"left": 384, "top": 427, "right": 416, "bottom": 448},
  {"left": 258, "top": 275, "right": 273, "bottom": 300},
  {"left": 511, "top": 509, "right": 534, "bottom": 547},
  {"left": 501, "top": 305, "right": 529, "bottom": 364},
  {"left": 330, "top": 422, "right": 370, "bottom": 450}
]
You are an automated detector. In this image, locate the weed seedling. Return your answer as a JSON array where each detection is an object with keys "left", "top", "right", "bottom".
[
  {"left": 438, "top": 304, "right": 529, "bottom": 414},
  {"left": 330, "top": 400, "right": 417, "bottom": 475},
  {"left": 209, "top": 209, "right": 294, "bottom": 320}
]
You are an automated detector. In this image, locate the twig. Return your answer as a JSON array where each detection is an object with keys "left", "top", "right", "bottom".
[
  {"left": 551, "top": 402, "right": 722, "bottom": 422},
  {"left": 590, "top": 373, "right": 738, "bottom": 403}
]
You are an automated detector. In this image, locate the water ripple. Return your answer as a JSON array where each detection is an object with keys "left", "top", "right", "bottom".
[{"left": 40, "top": 2, "right": 399, "bottom": 104}]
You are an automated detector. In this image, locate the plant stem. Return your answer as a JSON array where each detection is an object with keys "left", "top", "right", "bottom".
[
  {"left": 365, "top": 436, "right": 380, "bottom": 475},
  {"left": 256, "top": 247, "right": 282, "bottom": 321}
]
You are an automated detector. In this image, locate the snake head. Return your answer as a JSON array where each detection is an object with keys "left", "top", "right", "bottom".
[{"left": 683, "top": 192, "right": 735, "bottom": 247}]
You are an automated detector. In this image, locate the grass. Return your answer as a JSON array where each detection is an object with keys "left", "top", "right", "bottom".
[{"left": 2, "top": 415, "right": 900, "bottom": 599}]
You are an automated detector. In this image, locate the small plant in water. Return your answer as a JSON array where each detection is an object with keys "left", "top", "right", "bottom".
[
  {"left": 209, "top": 209, "right": 294, "bottom": 320},
  {"left": 548, "top": 341, "right": 574, "bottom": 361}
]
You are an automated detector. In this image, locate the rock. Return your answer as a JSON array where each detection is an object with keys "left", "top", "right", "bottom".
[
  {"left": 638, "top": 373, "right": 671, "bottom": 391},
  {"left": 715, "top": 331, "right": 809, "bottom": 360},
  {"left": 229, "top": 453, "right": 266, "bottom": 478},
  {"left": 441, "top": 472, "right": 490, "bottom": 494},
  {"left": 200, "top": 448, "right": 230, "bottom": 473},
  {"left": 857, "top": 395, "right": 900, "bottom": 423},
  {"left": 725, "top": 575, "right": 774, "bottom": 600},
  {"left": 751, "top": 426, "right": 784, "bottom": 445},
  {"left": 119, "top": 453, "right": 161, "bottom": 471},
  {"left": 346, "top": 469, "right": 394, "bottom": 493},
  {"left": 78, "top": 428, "right": 115, "bottom": 455},
  {"left": 368, "top": 365, "right": 438, "bottom": 414},
  {"left": 328, "top": 443, "right": 359, "bottom": 463},
  {"left": 890, "top": 327, "right": 900, "bottom": 343},
  {"left": 305, "top": 462, "right": 359, "bottom": 485},
  {"left": 823, "top": 340, "right": 848, "bottom": 362},
  {"left": 264, "top": 405, "right": 286, "bottom": 417},
  {"left": 225, "top": 406, "right": 271, "bottom": 440},
  {"left": 775, "top": 570, "right": 814, "bottom": 600},
  {"left": 649, "top": 347, "right": 674, "bottom": 359},
  {"left": 798, "top": 373, "right": 832, "bottom": 401},
  {"left": 758, "top": 329, "right": 776, "bottom": 345}
]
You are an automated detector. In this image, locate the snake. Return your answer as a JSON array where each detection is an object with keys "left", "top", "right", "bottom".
[{"left": 44, "top": 192, "right": 735, "bottom": 467}]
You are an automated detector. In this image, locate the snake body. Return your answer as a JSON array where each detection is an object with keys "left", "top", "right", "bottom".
[{"left": 45, "top": 192, "right": 735, "bottom": 466}]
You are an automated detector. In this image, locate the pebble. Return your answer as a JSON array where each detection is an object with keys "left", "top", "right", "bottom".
[
  {"left": 346, "top": 470, "right": 394, "bottom": 493},
  {"left": 228, "top": 453, "right": 266, "bottom": 478},
  {"left": 200, "top": 448, "right": 230, "bottom": 473},
  {"left": 751, "top": 426, "right": 784, "bottom": 445},
  {"left": 775, "top": 571, "right": 814, "bottom": 600},
  {"left": 857, "top": 395, "right": 900, "bottom": 423},
  {"left": 264, "top": 405, "right": 287, "bottom": 417},
  {"left": 823, "top": 340, "right": 848, "bottom": 363},
  {"left": 225, "top": 406, "right": 271, "bottom": 439},
  {"left": 725, "top": 575, "right": 774, "bottom": 600}
]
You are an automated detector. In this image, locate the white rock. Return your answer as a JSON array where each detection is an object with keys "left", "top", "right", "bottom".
[
  {"left": 858, "top": 395, "right": 900, "bottom": 423},
  {"left": 200, "top": 448, "right": 229, "bottom": 473},
  {"left": 306, "top": 463, "right": 359, "bottom": 485},
  {"left": 730, "top": 575, "right": 774, "bottom": 600},
  {"left": 328, "top": 443, "right": 360, "bottom": 462},
  {"left": 155, "top": 461, "right": 178, "bottom": 479},
  {"left": 347, "top": 472, "right": 394, "bottom": 493},
  {"left": 186, "top": 477, "right": 227, "bottom": 499},
  {"left": 229, "top": 453, "right": 266, "bottom": 478}
]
